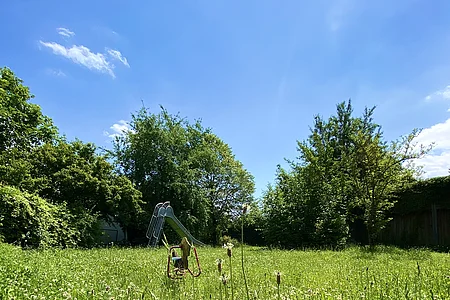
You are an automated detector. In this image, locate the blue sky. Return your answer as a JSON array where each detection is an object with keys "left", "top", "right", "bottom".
[{"left": 1, "top": 0, "right": 450, "bottom": 198}]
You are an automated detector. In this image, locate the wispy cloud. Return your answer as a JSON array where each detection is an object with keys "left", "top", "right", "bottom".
[
  {"left": 46, "top": 68, "right": 66, "bottom": 77},
  {"left": 413, "top": 118, "right": 450, "bottom": 178},
  {"left": 57, "top": 27, "right": 75, "bottom": 38},
  {"left": 39, "top": 28, "right": 130, "bottom": 78},
  {"left": 103, "top": 120, "right": 134, "bottom": 139},
  {"left": 107, "top": 49, "right": 130, "bottom": 67},
  {"left": 425, "top": 85, "right": 450, "bottom": 101},
  {"left": 39, "top": 41, "right": 116, "bottom": 78}
]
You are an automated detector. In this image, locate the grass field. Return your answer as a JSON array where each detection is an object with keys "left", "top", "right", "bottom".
[{"left": 1, "top": 242, "right": 449, "bottom": 299}]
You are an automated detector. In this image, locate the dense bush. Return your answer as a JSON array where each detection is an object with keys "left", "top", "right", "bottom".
[{"left": 0, "top": 185, "right": 100, "bottom": 248}]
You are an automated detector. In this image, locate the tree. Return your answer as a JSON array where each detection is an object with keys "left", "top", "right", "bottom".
[
  {"left": 0, "top": 67, "right": 57, "bottom": 152},
  {"left": 23, "top": 139, "right": 144, "bottom": 232},
  {"left": 0, "top": 67, "right": 58, "bottom": 187},
  {"left": 349, "top": 123, "right": 430, "bottom": 245},
  {"left": 291, "top": 101, "right": 359, "bottom": 247},
  {"left": 301, "top": 101, "right": 431, "bottom": 246},
  {"left": 261, "top": 167, "right": 316, "bottom": 248},
  {"left": 0, "top": 67, "right": 144, "bottom": 247},
  {"left": 192, "top": 132, "right": 255, "bottom": 243},
  {"left": 262, "top": 100, "right": 432, "bottom": 248},
  {"left": 113, "top": 106, "right": 255, "bottom": 243}
]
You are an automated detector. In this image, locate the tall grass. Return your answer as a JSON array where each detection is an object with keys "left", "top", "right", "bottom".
[{"left": 1, "top": 242, "right": 449, "bottom": 299}]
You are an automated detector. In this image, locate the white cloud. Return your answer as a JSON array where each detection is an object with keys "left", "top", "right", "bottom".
[
  {"left": 413, "top": 118, "right": 450, "bottom": 178},
  {"left": 425, "top": 85, "right": 450, "bottom": 101},
  {"left": 39, "top": 28, "right": 130, "bottom": 78},
  {"left": 107, "top": 49, "right": 130, "bottom": 67},
  {"left": 57, "top": 27, "right": 75, "bottom": 38},
  {"left": 104, "top": 120, "right": 133, "bottom": 139},
  {"left": 39, "top": 41, "right": 116, "bottom": 78}
]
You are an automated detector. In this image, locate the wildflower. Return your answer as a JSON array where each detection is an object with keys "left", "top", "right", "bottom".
[
  {"left": 275, "top": 271, "right": 282, "bottom": 300},
  {"left": 221, "top": 273, "right": 229, "bottom": 285},
  {"left": 216, "top": 258, "right": 223, "bottom": 273},
  {"left": 223, "top": 242, "right": 235, "bottom": 299},
  {"left": 275, "top": 271, "right": 281, "bottom": 285},
  {"left": 223, "top": 243, "right": 234, "bottom": 257}
]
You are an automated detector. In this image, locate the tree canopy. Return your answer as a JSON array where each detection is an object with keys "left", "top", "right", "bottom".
[
  {"left": 262, "top": 100, "right": 431, "bottom": 248},
  {"left": 0, "top": 66, "right": 441, "bottom": 249},
  {"left": 112, "top": 106, "right": 255, "bottom": 243},
  {"left": 0, "top": 67, "right": 143, "bottom": 247}
]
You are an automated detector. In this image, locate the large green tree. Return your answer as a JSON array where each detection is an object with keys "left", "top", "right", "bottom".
[
  {"left": 0, "top": 67, "right": 57, "bottom": 187},
  {"left": 262, "top": 100, "right": 431, "bottom": 247},
  {"left": 0, "top": 67, "right": 57, "bottom": 152},
  {"left": 349, "top": 125, "right": 430, "bottom": 245},
  {"left": 192, "top": 132, "right": 255, "bottom": 242},
  {"left": 113, "top": 106, "right": 255, "bottom": 243},
  {"left": 0, "top": 67, "right": 143, "bottom": 247}
]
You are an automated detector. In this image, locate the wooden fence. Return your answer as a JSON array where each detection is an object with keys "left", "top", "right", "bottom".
[{"left": 380, "top": 205, "right": 450, "bottom": 247}]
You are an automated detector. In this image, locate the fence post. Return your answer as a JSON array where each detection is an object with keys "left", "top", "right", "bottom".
[{"left": 431, "top": 203, "right": 438, "bottom": 245}]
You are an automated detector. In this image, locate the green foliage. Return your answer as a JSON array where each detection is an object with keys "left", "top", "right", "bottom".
[
  {"left": 24, "top": 139, "right": 144, "bottom": 230},
  {"left": 344, "top": 111, "right": 430, "bottom": 244},
  {"left": 0, "top": 185, "right": 84, "bottom": 248},
  {"left": 262, "top": 170, "right": 315, "bottom": 248},
  {"left": 0, "top": 67, "right": 144, "bottom": 248},
  {"left": 228, "top": 201, "right": 265, "bottom": 245},
  {"left": 219, "top": 235, "right": 240, "bottom": 246},
  {"left": 113, "top": 106, "right": 255, "bottom": 243},
  {"left": 391, "top": 175, "right": 450, "bottom": 214},
  {"left": 0, "top": 67, "right": 57, "bottom": 188},
  {"left": 0, "top": 67, "right": 57, "bottom": 152},
  {"left": 262, "top": 100, "right": 431, "bottom": 248}
]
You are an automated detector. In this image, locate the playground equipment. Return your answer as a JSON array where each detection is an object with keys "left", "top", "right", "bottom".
[
  {"left": 146, "top": 201, "right": 204, "bottom": 279},
  {"left": 167, "top": 237, "right": 201, "bottom": 279},
  {"left": 146, "top": 201, "right": 205, "bottom": 247}
]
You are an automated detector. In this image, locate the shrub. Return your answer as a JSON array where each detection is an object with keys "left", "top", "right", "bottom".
[
  {"left": 0, "top": 185, "right": 100, "bottom": 248},
  {"left": 219, "top": 235, "right": 240, "bottom": 246}
]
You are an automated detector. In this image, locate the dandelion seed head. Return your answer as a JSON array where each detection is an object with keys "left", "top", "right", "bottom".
[
  {"left": 216, "top": 258, "right": 223, "bottom": 273},
  {"left": 223, "top": 242, "right": 234, "bottom": 257},
  {"left": 222, "top": 243, "right": 234, "bottom": 249}
]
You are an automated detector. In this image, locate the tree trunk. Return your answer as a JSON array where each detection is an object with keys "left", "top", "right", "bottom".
[{"left": 366, "top": 199, "right": 376, "bottom": 248}]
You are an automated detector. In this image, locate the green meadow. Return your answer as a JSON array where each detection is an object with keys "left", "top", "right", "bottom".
[{"left": 1, "top": 243, "right": 449, "bottom": 299}]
